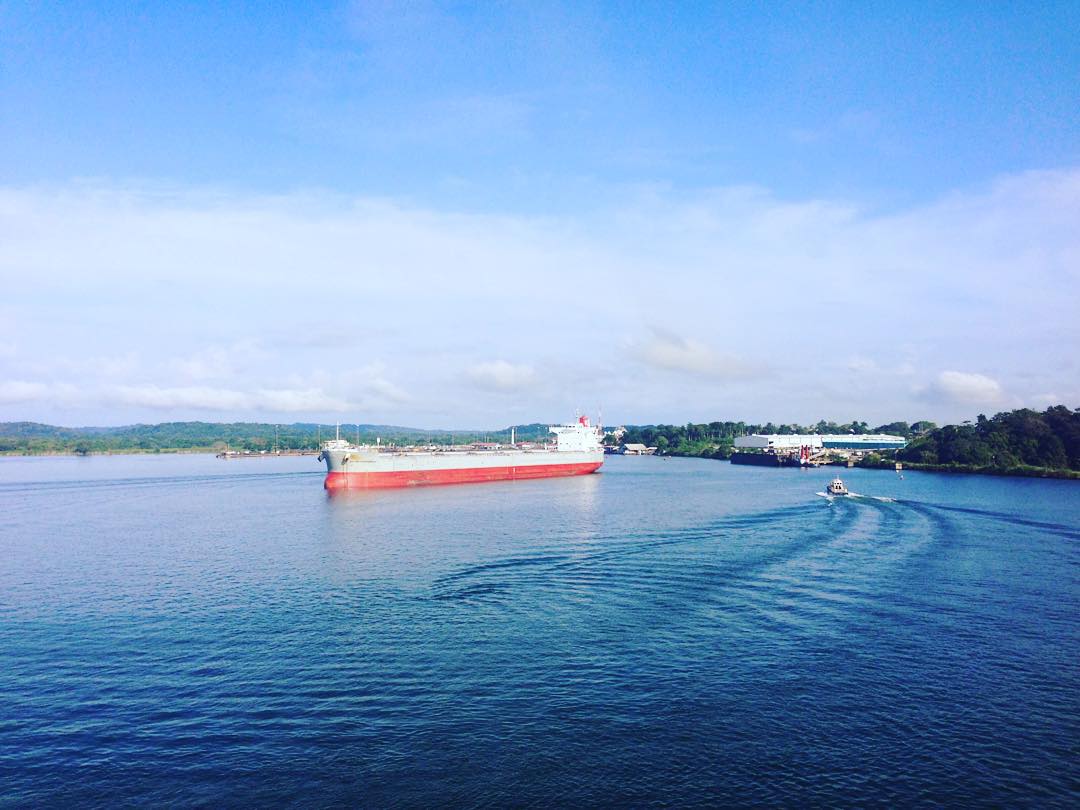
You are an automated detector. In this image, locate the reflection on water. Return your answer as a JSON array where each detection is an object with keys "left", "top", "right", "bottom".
[{"left": 0, "top": 454, "right": 1077, "bottom": 806}]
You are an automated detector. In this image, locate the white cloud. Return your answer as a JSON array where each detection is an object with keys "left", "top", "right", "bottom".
[
  {"left": 171, "top": 340, "right": 265, "bottom": 382},
  {"left": 631, "top": 329, "right": 757, "bottom": 380},
  {"left": 90, "top": 353, "right": 141, "bottom": 378},
  {"left": 465, "top": 360, "right": 538, "bottom": 392},
  {"left": 0, "top": 380, "right": 81, "bottom": 405},
  {"left": 846, "top": 356, "right": 919, "bottom": 378},
  {"left": 101, "top": 384, "right": 355, "bottom": 413},
  {"left": 104, "top": 385, "right": 253, "bottom": 411},
  {"left": 0, "top": 167, "right": 1077, "bottom": 425},
  {"left": 366, "top": 376, "right": 412, "bottom": 404},
  {"left": 302, "top": 363, "right": 412, "bottom": 407},
  {"left": 255, "top": 387, "right": 353, "bottom": 413},
  {"left": 173, "top": 349, "right": 234, "bottom": 382},
  {"left": 847, "top": 356, "right": 879, "bottom": 374},
  {"left": 0, "top": 380, "right": 54, "bottom": 404},
  {"left": 921, "top": 371, "right": 1006, "bottom": 406},
  {"left": 0, "top": 374, "right": 372, "bottom": 416}
]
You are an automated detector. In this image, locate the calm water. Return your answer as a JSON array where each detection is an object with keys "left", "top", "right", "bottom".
[{"left": 1, "top": 454, "right": 1078, "bottom": 806}]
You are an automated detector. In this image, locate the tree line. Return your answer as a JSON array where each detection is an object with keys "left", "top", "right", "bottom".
[
  {"left": 615, "top": 420, "right": 938, "bottom": 460},
  {"left": 0, "top": 421, "right": 553, "bottom": 455},
  {"left": 895, "top": 406, "right": 1080, "bottom": 472},
  {"left": 4, "top": 408, "right": 1078, "bottom": 474},
  {"left": 612, "top": 407, "right": 1079, "bottom": 475}
]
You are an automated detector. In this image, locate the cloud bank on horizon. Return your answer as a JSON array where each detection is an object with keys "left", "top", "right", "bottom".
[
  {"left": 0, "top": 3, "right": 1077, "bottom": 428},
  {"left": 2, "top": 170, "right": 1076, "bottom": 427}
]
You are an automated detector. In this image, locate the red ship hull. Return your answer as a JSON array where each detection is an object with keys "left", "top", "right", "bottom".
[{"left": 324, "top": 460, "right": 602, "bottom": 490}]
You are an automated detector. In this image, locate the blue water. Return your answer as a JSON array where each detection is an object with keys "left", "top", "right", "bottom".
[{"left": 1, "top": 454, "right": 1078, "bottom": 806}]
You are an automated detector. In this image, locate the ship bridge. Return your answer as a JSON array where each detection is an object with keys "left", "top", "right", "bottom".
[{"left": 550, "top": 417, "right": 602, "bottom": 452}]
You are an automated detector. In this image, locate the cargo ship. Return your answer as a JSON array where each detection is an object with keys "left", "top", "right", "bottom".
[{"left": 318, "top": 416, "right": 604, "bottom": 489}]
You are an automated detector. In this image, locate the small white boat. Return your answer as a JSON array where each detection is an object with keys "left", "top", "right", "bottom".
[{"left": 826, "top": 477, "right": 849, "bottom": 496}]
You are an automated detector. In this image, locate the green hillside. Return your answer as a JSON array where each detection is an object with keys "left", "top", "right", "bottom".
[
  {"left": 0, "top": 421, "right": 553, "bottom": 455},
  {"left": 895, "top": 406, "right": 1080, "bottom": 473}
]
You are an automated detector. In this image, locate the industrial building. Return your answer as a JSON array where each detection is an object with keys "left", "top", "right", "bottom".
[{"left": 734, "top": 434, "right": 907, "bottom": 451}]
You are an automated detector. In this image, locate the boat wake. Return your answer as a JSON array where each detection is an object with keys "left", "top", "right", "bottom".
[{"left": 817, "top": 491, "right": 896, "bottom": 502}]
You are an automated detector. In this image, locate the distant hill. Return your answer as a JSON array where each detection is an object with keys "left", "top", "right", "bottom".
[{"left": 0, "top": 420, "right": 557, "bottom": 454}]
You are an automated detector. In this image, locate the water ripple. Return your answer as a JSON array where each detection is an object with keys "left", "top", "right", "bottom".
[{"left": 1, "top": 457, "right": 1077, "bottom": 806}]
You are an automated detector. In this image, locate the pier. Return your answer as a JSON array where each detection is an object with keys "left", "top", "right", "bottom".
[{"left": 216, "top": 450, "right": 319, "bottom": 459}]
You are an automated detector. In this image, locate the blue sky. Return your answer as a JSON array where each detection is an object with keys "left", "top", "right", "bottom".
[{"left": 1, "top": 1, "right": 1078, "bottom": 427}]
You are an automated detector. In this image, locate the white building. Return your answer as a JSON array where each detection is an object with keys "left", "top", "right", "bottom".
[{"left": 734, "top": 434, "right": 906, "bottom": 451}]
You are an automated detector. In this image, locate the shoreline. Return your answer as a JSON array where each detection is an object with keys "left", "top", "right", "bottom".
[
  {"left": 856, "top": 458, "right": 1080, "bottom": 480},
  {"left": 0, "top": 448, "right": 317, "bottom": 458},
  {"left": 0, "top": 448, "right": 219, "bottom": 457},
  {"left": 658, "top": 451, "right": 1080, "bottom": 481},
  {"left": 6, "top": 447, "right": 1079, "bottom": 479}
]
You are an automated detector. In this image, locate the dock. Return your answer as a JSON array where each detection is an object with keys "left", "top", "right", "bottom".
[{"left": 216, "top": 450, "right": 320, "bottom": 459}]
